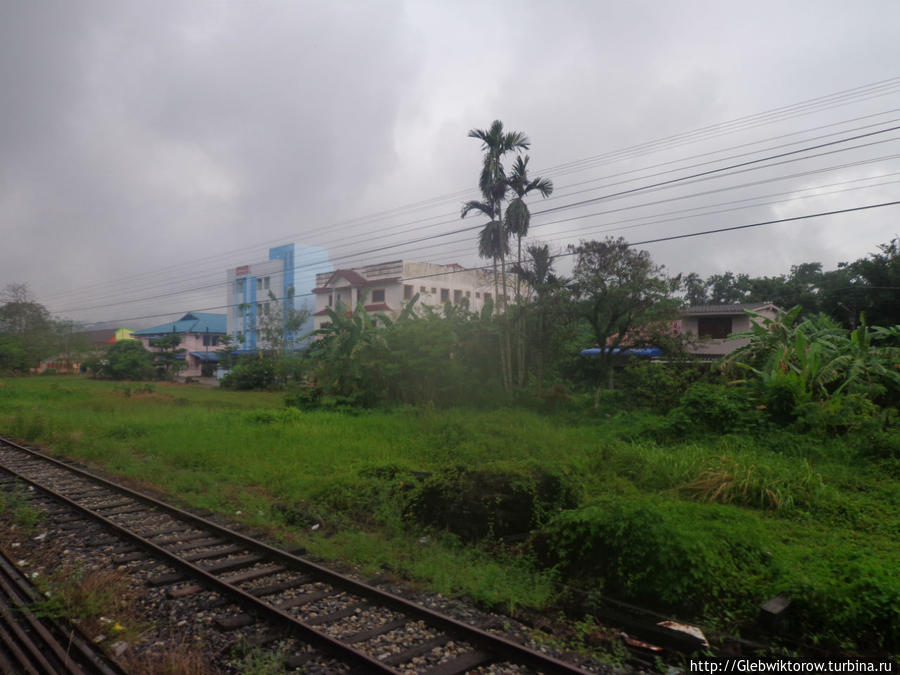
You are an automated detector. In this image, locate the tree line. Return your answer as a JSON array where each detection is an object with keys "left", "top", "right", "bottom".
[{"left": 2, "top": 120, "right": 898, "bottom": 414}]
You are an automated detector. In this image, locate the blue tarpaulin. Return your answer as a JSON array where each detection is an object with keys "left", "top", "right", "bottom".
[{"left": 580, "top": 347, "right": 662, "bottom": 358}]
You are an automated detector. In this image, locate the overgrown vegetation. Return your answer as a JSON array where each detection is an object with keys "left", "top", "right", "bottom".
[{"left": 0, "top": 375, "right": 897, "bottom": 656}]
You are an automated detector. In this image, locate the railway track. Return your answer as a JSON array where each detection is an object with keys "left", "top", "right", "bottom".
[
  {"left": 0, "top": 542, "right": 125, "bottom": 674},
  {"left": 0, "top": 436, "right": 596, "bottom": 674}
]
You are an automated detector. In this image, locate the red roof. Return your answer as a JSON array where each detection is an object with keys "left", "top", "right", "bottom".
[{"left": 312, "top": 270, "right": 402, "bottom": 294}]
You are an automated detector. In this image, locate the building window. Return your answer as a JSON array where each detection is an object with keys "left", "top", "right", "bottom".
[
  {"left": 404, "top": 284, "right": 413, "bottom": 300},
  {"left": 431, "top": 287, "right": 437, "bottom": 294},
  {"left": 698, "top": 316, "right": 733, "bottom": 339},
  {"left": 440, "top": 288, "right": 449, "bottom": 302},
  {"left": 264, "top": 276, "right": 270, "bottom": 290},
  {"left": 328, "top": 294, "right": 333, "bottom": 307},
  {"left": 453, "top": 289, "right": 462, "bottom": 305},
  {"left": 484, "top": 292, "right": 491, "bottom": 302},
  {"left": 465, "top": 290, "right": 471, "bottom": 297},
  {"left": 372, "top": 289, "right": 385, "bottom": 303},
  {"left": 420, "top": 286, "right": 426, "bottom": 293},
  {"left": 236, "top": 279, "right": 244, "bottom": 293},
  {"left": 202, "top": 335, "right": 219, "bottom": 347},
  {"left": 256, "top": 278, "right": 263, "bottom": 291},
  {"left": 476, "top": 292, "right": 481, "bottom": 299}
]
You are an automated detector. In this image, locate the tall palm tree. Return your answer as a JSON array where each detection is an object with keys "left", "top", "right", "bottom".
[
  {"left": 505, "top": 155, "right": 553, "bottom": 301},
  {"left": 462, "top": 121, "right": 530, "bottom": 309}
]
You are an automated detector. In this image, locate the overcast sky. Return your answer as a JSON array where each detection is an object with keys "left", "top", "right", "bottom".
[{"left": 2, "top": 0, "right": 899, "bottom": 327}]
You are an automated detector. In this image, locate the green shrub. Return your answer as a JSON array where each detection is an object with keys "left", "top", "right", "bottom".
[
  {"left": 536, "top": 497, "right": 776, "bottom": 615},
  {"left": 794, "top": 394, "right": 880, "bottom": 436},
  {"left": 241, "top": 408, "right": 304, "bottom": 425},
  {"left": 84, "top": 340, "right": 154, "bottom": 381},
  {"left": 406, "top": 466, "right": 579, "bottom": 542},
  {"left": 221, "top": 358, "right": 278, "bottom": 390},
  {"left": 618, "top": 361, "right": 708, "bottom": 413},
  {"left": 667, "top": 382, "right": 763, "bottom": 435},
  {"left": 756, "top": 371, "right": 811, "bottom": 426},
  {"left": 782, "top": 551, "right": 900, "bottom": 653}
]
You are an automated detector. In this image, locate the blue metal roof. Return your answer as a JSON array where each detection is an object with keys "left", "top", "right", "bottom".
[
  {"left": 189, "top": 351, "right": 221, "bottom": 362},
  {"left": 134, "top": 312, "right": 227, "bottom": 336}
]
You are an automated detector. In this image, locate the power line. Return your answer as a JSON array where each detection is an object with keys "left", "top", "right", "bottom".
[
  {"left": 75, "top": 200, "right": 900, "bottom": 328},
  {"left": 36, "top": 80, "right": 900, "bottom": 305},
  {"left": 50, "top": 140, "right": 900, "bottom": 318}
]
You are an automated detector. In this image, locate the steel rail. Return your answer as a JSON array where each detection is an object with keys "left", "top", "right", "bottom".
[
  {"left": 0, "top": 546, "right": 125, "bottom": 675},
  {"left": 0, "top": 436, "right": 591, "bottom": 674}
]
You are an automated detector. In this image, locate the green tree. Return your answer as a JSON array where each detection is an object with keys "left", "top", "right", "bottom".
[
  {"left": 149, "top": 334, "right": 186, "bottom": 380},
  {"left": 842, "top": 238, "right": 900, "bottom": 327},
  {"left": 682, "top": 272, "right": 708, "bottom": 306},
  {"left": 569, "top": 237, "right": 681, "bottom": 400},
  {"left": 85, "top": 340, "right": 154, "bottom": 380},
  {"left": 725, "top": 307, "right": 900, "bottom": 419},
  {"left": 0, "top": 284, "right": 59, "bottom": 373}
]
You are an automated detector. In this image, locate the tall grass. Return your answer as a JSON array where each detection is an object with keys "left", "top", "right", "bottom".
[{"left": 0, "top": 376, "right": 897, "bottom": 652}]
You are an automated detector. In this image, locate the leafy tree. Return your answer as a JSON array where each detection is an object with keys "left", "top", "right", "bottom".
[
  {"left": 569, "top": 237, "right": 681, "bottom": 399},
  {"left": 724, "top": 307, "right": 900, "bottom": 422},
  {"left": 149, "top": 334, "right": 186, "bottom": 380},
  {"left": 85, "top": 340, "right": 154, "bottom": 380},
  {"left": 304, "top": 299, "right": 406, "bottom": 407},
  {"left": 682, "top": 272, "right": 709, "bottom": 306},
  {"left": 251, "top": 289, "right": 311, "bottom": 356},
  {"left": 841, "top": 238, "right": 900, "bottom": 327},
  {"left": 0, "top": 284, "right": 60, "bottom": 373},
  {"left": 705, "top": 271, "right": 752, "bottom": 304}
]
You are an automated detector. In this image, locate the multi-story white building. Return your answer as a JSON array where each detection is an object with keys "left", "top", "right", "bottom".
[
  {"left": 312, "top": 260, "right": 505, "bottom": 330},
  {"left": 226, "top": 243, "right": 331, "bottom": 349}
]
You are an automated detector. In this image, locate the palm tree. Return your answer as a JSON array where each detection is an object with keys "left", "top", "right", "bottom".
[
  {"left": 505, "top": 155, "right": 553, "bottom": 301},
  {"left": 512, "top": 244, "right": 566, "bottom": 393},
  {"left": 462, "top": 121, "right": 530, "bottom": 310}
]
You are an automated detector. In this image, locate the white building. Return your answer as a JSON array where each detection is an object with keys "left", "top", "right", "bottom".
[
  {"left": 226, "top": 243, "right": 331, "bottom": 349},
  {"left": 312, "top": 260, "right": 505, "bottom": 330}
]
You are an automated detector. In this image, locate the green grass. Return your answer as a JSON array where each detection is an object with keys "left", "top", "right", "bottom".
[{"left": 0, "top": 376, "right": 897, "bottom": 655}]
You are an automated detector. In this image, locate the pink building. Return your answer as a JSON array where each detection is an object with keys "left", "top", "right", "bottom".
[{"left": 133, "top": 312, "right": 227, "bottom": 378}]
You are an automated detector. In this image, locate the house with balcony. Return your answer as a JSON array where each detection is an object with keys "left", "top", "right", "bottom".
[
  {"left": 678, "top": 302, "right": 779, "bottom": 358},
  {"left": 311, "top": 260, "right": 501, "bottom": 330}
]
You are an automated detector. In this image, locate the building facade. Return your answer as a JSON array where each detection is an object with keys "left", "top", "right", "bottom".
[
  {"left": 133, "top": 312, "right": 227, "bottom": 378},
  {"left": 226, "top": 243, "right": 331, "bottom": 350},
  {"left": 312, "top": 260, "right": 500, "bottom": 330},
  {"left": 677, "top": 302, "right": 779, "bottom": 358}
]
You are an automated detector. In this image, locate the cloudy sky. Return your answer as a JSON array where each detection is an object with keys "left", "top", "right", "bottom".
[{"left": 2, "top": 0, "right": 899, "bottom": 327}]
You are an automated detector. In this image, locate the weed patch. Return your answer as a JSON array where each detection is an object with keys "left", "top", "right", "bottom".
[
  {"left": 535, "top": 497, "right": 778, "bottom": 617},
  {"left": 677, "top": 454, "right": 826, "bottom": 511},
  {"left": 406, "top": 466, "right": 578, "bottom": 542}
]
